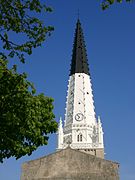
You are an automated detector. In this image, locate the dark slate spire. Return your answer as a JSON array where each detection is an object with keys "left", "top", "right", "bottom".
[{"left": 70, "top": 19, "right": 90, "bottom": 76}]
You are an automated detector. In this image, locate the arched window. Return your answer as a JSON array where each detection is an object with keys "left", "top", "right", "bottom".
[
  {"left": 77, "top": 135, "right": 80, "bottom": 142},
  {"left": 77, "top": 134, "right": 83, "bottom": 142},
  {"left": 80, "top": 134, "right": 82, "bottom": 142}
]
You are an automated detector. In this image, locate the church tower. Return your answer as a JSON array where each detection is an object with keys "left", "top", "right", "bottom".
[{"left": 57, "top": 19, "right": 104, "bottom": 159}]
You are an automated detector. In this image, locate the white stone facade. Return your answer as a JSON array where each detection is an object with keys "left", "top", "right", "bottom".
[{"left": 57, "top": 73, "right": 104, "bottom": 155}]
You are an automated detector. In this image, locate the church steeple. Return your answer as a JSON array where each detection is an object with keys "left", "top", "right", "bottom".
[
  {"left": 57, "top": 19, "right": 104, "bottom": 159},
  {"left": 70, "top": 19, "right": 90, "bottom": 75}
]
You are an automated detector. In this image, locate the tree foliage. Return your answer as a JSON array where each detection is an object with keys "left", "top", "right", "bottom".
[
  {"left": 0, "top": 0, "right": 58, "bottom": 162},
  {"left": 0, "top": 59, "right": 58, "bottom": 162},
  {"left": 0, "top": 0, "right": 54, "bottom": 63},
  {"left": 101, "top": 0, "right": 132, "bottom": 9}
]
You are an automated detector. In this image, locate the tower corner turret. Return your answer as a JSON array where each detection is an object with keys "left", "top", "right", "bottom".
[{"left": 57, "top": 117, "right": 64, "bottom": 150}]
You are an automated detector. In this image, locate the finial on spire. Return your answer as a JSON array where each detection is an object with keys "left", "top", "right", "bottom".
[
  {"left": 59, "top": 117, "right": 62, "bottom": 125},
  {"left": 98, "top": 116, "right": 101, "bottom": 124},
  {"left": 77, "top": 9, "right": 80, "bottom": 20}
]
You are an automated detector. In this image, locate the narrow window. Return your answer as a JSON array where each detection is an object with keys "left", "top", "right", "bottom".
[
  {"left": 80, "top": 134, "right": 82, "bottom": 142},
  {"left": 77, "top": 134, "right": 83, "bottom": 142},
  {"left": 77, "top": 135, "right": 80, "bottom": 142}
]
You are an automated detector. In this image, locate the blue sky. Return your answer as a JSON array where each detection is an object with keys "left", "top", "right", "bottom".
[{"left": 0, "top": 1, "right": 135, "bottom": 180}]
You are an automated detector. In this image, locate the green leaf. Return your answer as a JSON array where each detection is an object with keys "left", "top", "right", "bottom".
[
  {"left": 0, "top": 58, "right": 58, "bottom": 162},
  {"left": 0, "top": 0, "right": 54, "bottom": 62}
]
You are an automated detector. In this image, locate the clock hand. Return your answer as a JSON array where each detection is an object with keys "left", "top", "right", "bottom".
[{"left": 77, "top": 114, "right": 80, "bottom": 119}]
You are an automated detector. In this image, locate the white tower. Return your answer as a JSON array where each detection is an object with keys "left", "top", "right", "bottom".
[{"left": 57, "top": 19, "right": 104, "bottom": 158}]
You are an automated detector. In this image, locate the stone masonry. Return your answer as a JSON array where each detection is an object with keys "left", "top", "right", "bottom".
[{"left": 21, "top": 147, "right": 119, "bottom": 180}]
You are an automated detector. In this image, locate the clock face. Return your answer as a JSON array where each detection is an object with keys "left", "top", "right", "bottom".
[{"left": 75, "top": 113, "right": 84, "bottom": 121}]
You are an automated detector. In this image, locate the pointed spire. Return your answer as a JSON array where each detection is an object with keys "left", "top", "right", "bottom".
[
  {"left": 98, "top": 116, "right": 101, "bottom": 123},
  {"left": 70, "top": 19, "right": 90, "bottom": 76},
  {"left": 59, "top": 117, "right": 63, "bottom": 129}
]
